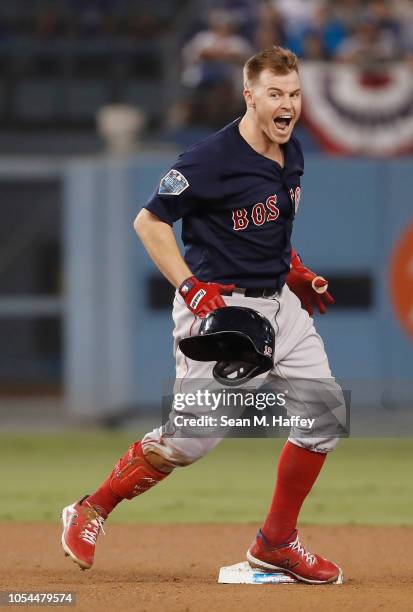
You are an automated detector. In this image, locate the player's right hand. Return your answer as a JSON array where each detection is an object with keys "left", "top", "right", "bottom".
[{"left": 178, "top": 275, "right": 235, "bottom": 318}]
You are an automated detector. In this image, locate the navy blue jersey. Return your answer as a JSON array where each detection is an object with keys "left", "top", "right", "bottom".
[{"left": 144, "top": 118, "right": 304, "bottom": 289}]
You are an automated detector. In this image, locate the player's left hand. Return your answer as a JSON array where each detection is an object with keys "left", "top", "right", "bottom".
[{"left": 286, "top": 250, "right": 334, "bottom": 315}]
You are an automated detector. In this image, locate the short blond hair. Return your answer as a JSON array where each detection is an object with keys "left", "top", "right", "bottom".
[{"left": 244, "top": 46, "right": 299, "bottom": 86}]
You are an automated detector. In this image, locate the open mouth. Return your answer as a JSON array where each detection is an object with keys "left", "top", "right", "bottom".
[{"left": 273, "top": 115, "right": 293, "bottom": 131}]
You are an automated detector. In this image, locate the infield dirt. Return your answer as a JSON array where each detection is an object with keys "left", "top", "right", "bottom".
[{"left": 1, "top": 523, "right": 411, "bottom": 611}]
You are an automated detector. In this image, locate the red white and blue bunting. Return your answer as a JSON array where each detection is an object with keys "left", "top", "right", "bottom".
[{"left": 300, "top": 62, "right": 413, "bottom": 156}]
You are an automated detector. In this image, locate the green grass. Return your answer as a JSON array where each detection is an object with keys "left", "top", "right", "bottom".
[{"left": 1, "top": 432, "right": 412, "bottom": 524}]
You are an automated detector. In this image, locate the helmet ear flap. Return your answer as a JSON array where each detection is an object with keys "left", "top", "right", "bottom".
[
  {"left": 212, "top": 361, "right": 263, "bottom": 387},
  {"left": 219, "top": 361, "right": 247, "bottom": 376}
]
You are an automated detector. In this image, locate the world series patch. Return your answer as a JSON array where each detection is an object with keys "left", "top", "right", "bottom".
[{"left": 158, "top": 169, "right": 189, "bottom": 196}]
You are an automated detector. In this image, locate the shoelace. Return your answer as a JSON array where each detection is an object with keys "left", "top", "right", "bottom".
[
  {"left": 79, "top": 502, "right": 106, "bottom": 546},
  {"left": 288, "top": 534, "right": 316, "bottom": 566}
]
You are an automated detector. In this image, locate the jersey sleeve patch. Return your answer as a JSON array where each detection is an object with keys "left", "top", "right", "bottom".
[{"left": 158, "top": 169, "right": 189, "bottom": 196}]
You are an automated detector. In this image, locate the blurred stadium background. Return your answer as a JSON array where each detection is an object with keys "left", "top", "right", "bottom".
[{"left": 1, "top": 0, "right": 413, "bottom": 524}]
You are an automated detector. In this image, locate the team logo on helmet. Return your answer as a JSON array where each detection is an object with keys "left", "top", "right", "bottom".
[
  {"left": 158, "top": 169, "right": 189, "bottom": 196},
  {"left": 264, "top": 346, "right": 273, "bottom": 357}
]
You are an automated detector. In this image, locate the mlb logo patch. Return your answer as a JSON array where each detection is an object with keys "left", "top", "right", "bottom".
[{"left": 158, "top": 169, "right": 189, "bottom": 196}]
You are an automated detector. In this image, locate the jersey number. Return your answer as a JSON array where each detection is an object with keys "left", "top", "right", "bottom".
[{"left": 232, "top": 195, "right": 279, "bottom": 231}]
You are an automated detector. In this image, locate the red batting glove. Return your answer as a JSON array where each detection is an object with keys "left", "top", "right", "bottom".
[
  {"left": 286, "top": 249, "right": 335, "bottom": 315},
  {"left": 179, "top": 275, "right": 236, "bottom": 318}
]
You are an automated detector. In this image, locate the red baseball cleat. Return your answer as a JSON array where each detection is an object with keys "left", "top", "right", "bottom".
[
  {"left": 247, "top": 529, "right": 343, "bottom": 584},
  {"left": 61, "top": 496, "right": 106, "bottom": 570}
]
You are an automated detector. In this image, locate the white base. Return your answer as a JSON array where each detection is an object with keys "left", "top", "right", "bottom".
[{"left": 218, "top": 562, "right": 298, "bottom": 584}]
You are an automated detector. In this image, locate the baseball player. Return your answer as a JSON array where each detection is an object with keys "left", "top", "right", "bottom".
[{"left": 61, "top": 46, "right": 343, "bottom": 584}]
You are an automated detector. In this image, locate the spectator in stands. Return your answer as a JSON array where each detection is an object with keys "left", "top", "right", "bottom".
[
  {"left": 335, "top": 13, "right": 402, "bottom": 63},
  {"left": 255, "top": 1, "right": 286, "bottom": 51},
  {"left": 311, "top": 3, "right": 347, "bottom": 57},
  {"left": 181, "top": 9, "right": 253, "bottom": 128},
  {"left": 272, "top": 1, "right": 347, "bottom": 60},
  {"left": 203, "top": 0, "right": 258, "bottom": 41},
  {"left": 181, "top": 9, "right": 253, "bottom": 89},
  {"left": 271, "top": 0, "right": 322, "bottom": 55}
]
